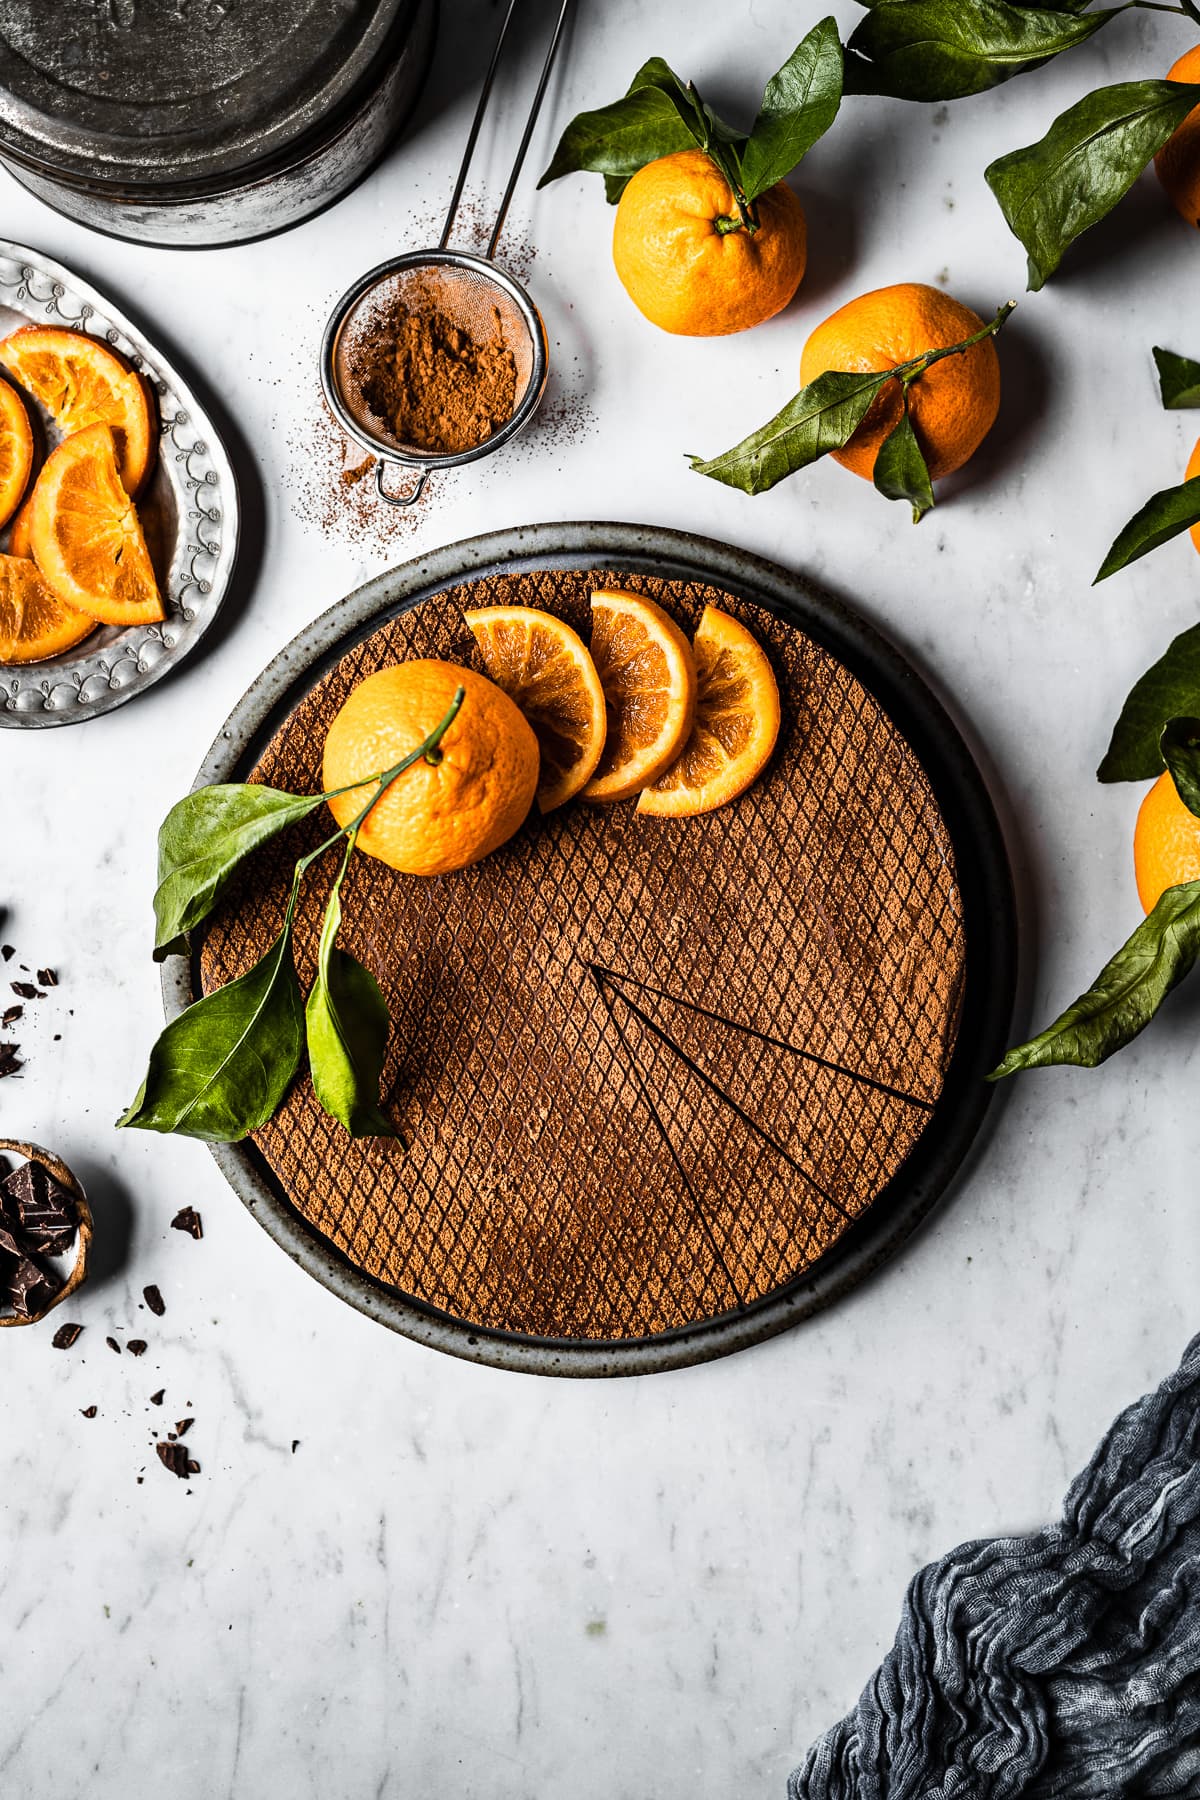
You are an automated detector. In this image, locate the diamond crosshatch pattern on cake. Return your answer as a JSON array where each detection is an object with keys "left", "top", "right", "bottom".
[{"left": 198, "top": 566, "right": 966, "bottom": 1342}]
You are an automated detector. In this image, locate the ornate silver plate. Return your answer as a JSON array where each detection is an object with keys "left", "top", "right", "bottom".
[{"left": 0, "top": 241, "right": 239, "bottom": 728}]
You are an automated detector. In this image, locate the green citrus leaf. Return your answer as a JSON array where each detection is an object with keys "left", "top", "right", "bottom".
[
  {"left": 1153, "top": 346, "right": 1200, "bottom": 411},
  {"left": 872, "top": 401, "right": 935, "bottom": 522},
  {"left": 537, "top": 60, "right": 702, "bottom": 191},
  {"left": 740, "top": 18, "right": 843, "bottom": 203},
  {"left": 986, "top": 80, "right": 1200, "bottom": 290},
  {"left": 846, "top": 0, "right": 1113, "bottom": 103},
  {"left": 689, "top": 369, "right": 887, "bottom": 496},
  {"left": 1098, "top": 624, "right": 1200, "bottom": 783},
  {"left": 119, "top": 927, "right": 305, "bottom": 1141},
  {"left": 305, "top": 856, "right": 397, "bottom": 1140},
  {"left": 1161, "top": 718, "right": 1200, "bottom": 820},
  {"left": 989, "top": 878, "right": 1200, "bottom": 1076},
  {"left": 1093, "top": 474, "right": 1200, "bottom": 583},
  {"left": 153, "top": 784, "right": 325, "bottom": 960}
]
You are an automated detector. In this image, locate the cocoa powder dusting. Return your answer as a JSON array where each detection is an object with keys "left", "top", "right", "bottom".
[{"left": 351, "top": 301, "right": 518, "bottom": 454}]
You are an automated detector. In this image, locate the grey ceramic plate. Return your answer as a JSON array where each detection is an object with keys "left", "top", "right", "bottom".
[
  {"left": 0, "top": 242, "right": 239, "bottom": 727},
  {"left": 165, "top": 523, "right": 1017, "bottom": 1377}
]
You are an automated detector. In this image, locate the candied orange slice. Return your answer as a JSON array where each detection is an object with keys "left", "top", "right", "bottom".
[
  {"left": 0, "top": 325, "right": 155, "bottom": 494},
  {"left": 582, "top": 590, "right": 696, "bottom": 802},
  {"left": 0, "top": 552, "right": 95, "bottom": 664},
  {"left": 28, "top": 422, "right": 164, "bottom": 626},
  {"left": 463, "top": 604, "right": 607, "bottom": 812},
  {"left": 5, "top": 493, "right": 32, "bottom": 557},
  {"left": 638, "top": 606, "right": 780, "bottom": 817},
  {"left": 0, "top": 378, "right": 34, "bottom": 529}
]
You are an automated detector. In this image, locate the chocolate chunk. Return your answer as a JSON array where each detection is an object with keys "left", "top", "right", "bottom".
[
  {"left": 156, "top": 1441, "right": 190, "bottom": 1479},
  {"left": 10, "top": 982, "right": 40, "bottom": 1000},
  {"left": 36, "top": 968, "right": 57, "bottom": 988},
  {"left": 143, "top": 1284, "right": 165, "bottom": 1316},
  {"left": 2, "top": 1005, "right": 21, "bottom": 1025},
  {"left": 292, "top": 1440, "right": 300, "bottom": 1454},
  {"left": 170, "top": 1207, "right": 203, "bottom": 1240},
  {"left": 52, "top": 1321, "right": 83, "bottom": 1349},
  {"left": 175, "top": 1418, "right": 193, "bottom": 1438},
  {"left": 81, "top": 1405, "right": 97, "bottom": 1418},
  {"left": 1, "top": 1159, "right": 76, "bottom": 1253},
  {"left": 9, "top": 1255, "right": 62, "bottom": 1318},
  {"left": 0, "top": 1043, "right": 22, "bottom": 1079},
  {"left": 150, "top": 1388, "right": 165, "bottom": 1405},
  {"left": 127, "top": 1339, "right": 147, "bottom": 1357},
  {"left": 106, "top": 1336, "right": 121, "bottom": 1354},
  {"left": 1, "top": 945, "right": 12, "bottom": 961},
  {"left": 187, "top": 1459, "right": 200, "bottom": 1476}
]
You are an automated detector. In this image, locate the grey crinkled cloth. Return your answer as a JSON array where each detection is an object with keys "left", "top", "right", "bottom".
[{"left": 789, "top": 1334, "right": 1200, "bottom": 1798}]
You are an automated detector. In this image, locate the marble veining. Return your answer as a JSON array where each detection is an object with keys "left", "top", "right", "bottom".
[{"left": 2, "top": 2, "right": 1199, "bottom": 1795}]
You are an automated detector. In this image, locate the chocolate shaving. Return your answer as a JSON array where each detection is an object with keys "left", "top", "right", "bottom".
[
  {"left": 150, "top": 1388, "right": 165, "bottom": 1405},
  {"left": 106, "top": 1335, "right": 121, "bottom": 1354},
  {"left": 175, "top": 1418, "right": 193, "bottom": 1437},
  {"left": 52, "top": 1321, "right": 83, "bottom": 1349},
  {"left": 0, "top": 1043, "right": 22, "bottom": 1079},
  {"left": 127, "top": 1339, "right": 148, "bottom": 1357},
  {"left": 10, "top": 982, "right": 40, "bottom": 1000},
  {"left": 36, "top": 968, "right": 57, "bottom": 988},
  {"left": 80, "top": 1405, "right": 97, "bottom": 1418},
  {"left": 170, "top": 1207, "right": 203, "bottom": 1240},
  {"left": 143, "top": 1284, "right": 165, "bottom": 1316},
  {"left": 156, "top": 1441, "right": 190, "bottom": 1479},
  {"left": 2, "top": 1005, "right": 21, "bottom": 1025}
]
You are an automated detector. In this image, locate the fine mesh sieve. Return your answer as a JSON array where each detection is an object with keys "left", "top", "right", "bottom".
[{"left": 320, "top": 0, "right": 568, "bottom": 506}]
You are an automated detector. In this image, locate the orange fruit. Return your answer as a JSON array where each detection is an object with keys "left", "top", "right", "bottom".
[
  {"left": 0, "top": 552, "right": 94, "bottom": 665},
  {"left": 1155, "top": 45, "right": 1200, "bottom": 229},
  {"left": 322, "top": 660, "right": 539, "bottom": 876},
  {"left": 462, "top": 604, "right": 606, "bottom": 813},
  {"left": 1188, "top": 435, "right": 1200, "bottom": 555},
  {"left": 799, "top": 283, "right": 1001, "bottom": 482},
  {"left": 583, "top": 590, "right": 697, "bottom": 802},
  {"left": 5, "top": 492, "right": 33, "bottom": 558},
  {"left": 1133, "top": 770, "right": 1200, "bottom": 913},
  {"left": 612, "top": 148, "right": 806, "bottom": 337},
  {"left": 27, "top": 422, "right": 163, "bottom": 626},
  {"left": 0, "top": 325, "right": 156, "bottom": 494},
  {"left": 0, "top": 379, "right": 34, "bottom": 529},
  {"left": 638, "top": 606, "right": 780, "bottom": 817}
]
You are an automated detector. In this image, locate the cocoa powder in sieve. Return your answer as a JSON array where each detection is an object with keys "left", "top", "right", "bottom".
[{"left": 351, "top": 299, "right": 518, "bottom": 454}]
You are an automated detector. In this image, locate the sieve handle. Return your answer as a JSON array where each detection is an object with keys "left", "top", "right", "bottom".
[
  {"left": 375, "top": 462, "right": 430, "bottom": 508},
  {"left": 439, "top": 0, "right": 574, "bottom": 258}
]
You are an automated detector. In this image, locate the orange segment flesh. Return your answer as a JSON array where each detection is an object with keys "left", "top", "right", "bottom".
[
  {"left": 0, "top": 378, "right": 34, "bottom": 529},
  {"left": 582, "top": 590, "right": 696, "bottom": 802},
  {"left": 463, "top": 604, "right": 607, "bottom": 812},
  {"left": 28, "top": 422, "right": 164, "bottom": 626},
  {"left": 0, "top": 325, "right": 155, "bottom": 494},
  {"left": 0, "top": 552, "right": 95, "bottom": 664},
  {"left": 5, "top": 493, "right": 32, "bottom": 558},
  {"left": 638, "top": 606, "right": 781, "bottom": 817}
]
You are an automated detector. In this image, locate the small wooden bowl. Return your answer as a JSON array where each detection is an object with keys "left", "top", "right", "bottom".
[{"left": 0, "top": 1137, "right": 92, "bottom": 1329}]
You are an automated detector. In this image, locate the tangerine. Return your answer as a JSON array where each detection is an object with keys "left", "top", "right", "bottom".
[
  {"left": 612, "top": 149, "right": 806, "bottom": 337},
  {"left": 1133, "top": 769, "right": 1200, "bottom": 914},
  {"left": 1155, "top": 45, "right": 1200, "bottom": 230},
  {"left": 322, "top": 660, "right": 539, "bottom": 876},
  {"left": 799, "top": 283, "right": 1001, "bottom": 482}
]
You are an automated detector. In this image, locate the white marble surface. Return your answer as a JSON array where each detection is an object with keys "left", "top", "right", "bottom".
[{"left": 3, "top": 3, "right": 1200, "bottom": 1794}]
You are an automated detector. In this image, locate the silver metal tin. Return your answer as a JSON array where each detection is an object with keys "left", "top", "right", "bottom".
[
  {"left": 0, "top": 241, "right": 239, "bottom": 726},
  {"left": 0, "top": 0, "right": 435, "bottom": 248}
]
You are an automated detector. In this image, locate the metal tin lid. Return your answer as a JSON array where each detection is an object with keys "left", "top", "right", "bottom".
[{"left": 0, "top": 0, "right": 416, "bottom": 190}]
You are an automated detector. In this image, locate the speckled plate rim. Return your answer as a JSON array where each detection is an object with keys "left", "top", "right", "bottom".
[
  {"left": 0, "top": 241, "right": 240, "bottom": 728},
  {"left": 163, "top": 522, "right": 1017, "bottom": 1377}
]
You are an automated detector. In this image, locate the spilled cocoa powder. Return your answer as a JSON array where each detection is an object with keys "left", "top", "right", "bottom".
[{"left": 350, "top": 298, "right": 518, "bottom": 455}]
